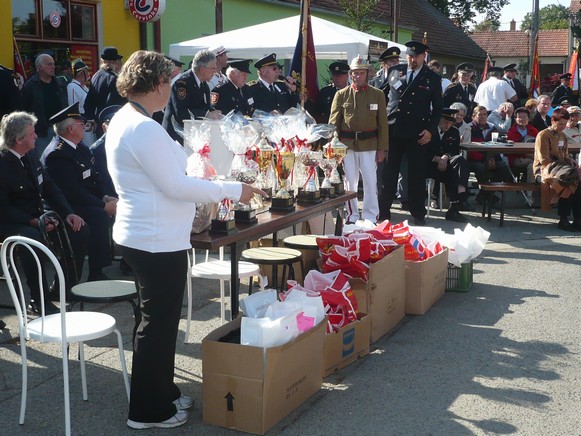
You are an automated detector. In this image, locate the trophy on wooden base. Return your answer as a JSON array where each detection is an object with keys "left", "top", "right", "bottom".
[
  {"left": 211, "top": 199, "right": 237, "bottom": 234},
  {"left": 323, "top": 133, "right": 347, "bottom": 195},
  {"left": 319, "top": 158, "right": 336, "bottom": 198},
  {"left": 234, "top": 170, "right": 259, "bottom": 224},
  {"left": 255, "top": 135, "right": 275, "bottom": 199},
  {"left": 297, "top": 151, "right": 323, "bottom": 204},
  {"left": 270, "top": 151, "right": 296, "bottom": 212}
]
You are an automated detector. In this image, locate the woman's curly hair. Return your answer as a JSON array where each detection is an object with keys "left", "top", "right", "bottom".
[{"left": 116, "top": 50, "right": 174, "bottom": 97}]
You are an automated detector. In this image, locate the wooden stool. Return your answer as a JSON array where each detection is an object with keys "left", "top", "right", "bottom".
[
  {"left": 240, "top": 247, "right": 304, "bottom": 290},
  {"left": 283, "top": 235, "right": 319, "bottom": 279}
]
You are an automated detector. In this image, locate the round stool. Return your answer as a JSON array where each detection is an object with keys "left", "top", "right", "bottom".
[
  {"left": 283, "top": 234, "right": 319, "bottom": 251},
  {"left": 240, "top": 247, "right": 303, "bottom": 290}
]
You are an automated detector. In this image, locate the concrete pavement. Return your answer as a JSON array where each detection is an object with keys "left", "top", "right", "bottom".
[{"left": 1, "top": 195, "right": 580, "bottom": 435}]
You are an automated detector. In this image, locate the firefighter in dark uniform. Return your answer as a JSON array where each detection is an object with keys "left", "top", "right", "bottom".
[
  {"left": 315, "top": 61, "right": 350, "bottom": 122},
  {"left": 501, "top": 63, "right": 529, "bottom": 107},
  {"left": 84, "top": 47, "right": 126, "bottom": 137},
  {"left": 379, "top": 41, "right": 443, "bottom": 226},
  {"left": 162, "top": 49, "right": 221, "bottom": 144},
  {"left": 443, "top": 62, "right": 477, "bottom": 123},
  {"left": 426, "top": 108, "right": 471, "bottom": 222},
  {"left": 212, "top": 59, "right": 254, "bottom": 116},
  {"left": 0, "top": 111, "right": 89, "bottom": 313},
  {"left": 370, "top": 46, "right": 401, "bottom": 99},
  {"left": 0, "top": 65, "right": 21, "bottom": 119},
  {"left": 247, "top": 53, "right": 300, "bottom": 114},
  {"left": 551, "top": 73, "right": 575, "bottom": 107},
  {"left": 43, "top": 102, "right": 115, "bottom": 281}
]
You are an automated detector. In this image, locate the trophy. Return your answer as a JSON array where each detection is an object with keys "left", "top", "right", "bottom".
[
  {"left": 234, "top": 169, "right": 258, "bottom": 224},
  {"left": 323, "top": 132, "right": 347, "bottom": 195},
  {"left": 270, "top": 151, "right": 296, "bottom": 212},
  {"left": 210, "top": 199, "right": 237, "bottom": 234},
  {"left": 255, "top": 134, "right": 275, "bottom": 198},
  {"left": 318, "top": 158, "right": 336, "bottom": 197},
  {"left": 297, "top": 150, "right": 323, "bottom": 204}
]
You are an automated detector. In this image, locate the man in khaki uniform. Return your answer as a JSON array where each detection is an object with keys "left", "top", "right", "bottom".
[{"left": 329, "top": 56, "right": 388, "bottom": 223}]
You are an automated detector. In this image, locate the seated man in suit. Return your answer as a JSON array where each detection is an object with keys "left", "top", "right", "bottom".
[
  {"left": 426, "top": 108, "right": 471, "bottom": 222},
  {"left": 43, "top": 102, "right": 115, "bottom": 281},
  {"left": 0, "top": 111, "right": 88, "bottom": 314},
  {"left": 212, "top": 59, "right": 253, "bottom": 117},
  {"left": 247, "top": 53, "right": 299, "bottom": 114}
]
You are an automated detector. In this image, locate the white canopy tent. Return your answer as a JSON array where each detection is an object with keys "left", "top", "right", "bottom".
[{"left": 169, "top": 15, "right": 405, "bottom": 62}]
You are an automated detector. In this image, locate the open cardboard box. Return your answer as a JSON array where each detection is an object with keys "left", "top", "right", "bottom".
[
  {"left": 202, "top": 317, "right": 325, "bottom": 434},
  {"left": 323, "top": 313, "right": 371, "bottom": 377},
  {"left": 405, "top": 248, "right": 448, "bottom": 315},
  {"left": 348, "top": 245, "right": 406, "bottom": 343}
]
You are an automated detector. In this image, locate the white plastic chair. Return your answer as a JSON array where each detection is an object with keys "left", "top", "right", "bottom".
[
  {"left": 185, "top": 247, "right": 260, "bottom": 342},
  {"left": 426, "top": 178, "right": 446, "bottom": 217},
  {"left": 0, "top": 236, "right": 130, "bottom": 436}
]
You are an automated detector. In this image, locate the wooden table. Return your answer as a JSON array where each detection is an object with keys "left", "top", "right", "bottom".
[
  {"left": 190, "top": 191, "right": 356, "bottom": 318},
  {"left": 460, "top": 141, "right": 581, "bottom": 155}
]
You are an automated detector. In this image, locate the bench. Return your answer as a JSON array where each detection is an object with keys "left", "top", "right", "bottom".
[{"left": 479, "top": 182, "right": 541, "bottom": 226}]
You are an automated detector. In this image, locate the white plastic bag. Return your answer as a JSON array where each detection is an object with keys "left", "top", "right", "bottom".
[{"left": 240, "top": 289, "right": 277, "bottom": 318}]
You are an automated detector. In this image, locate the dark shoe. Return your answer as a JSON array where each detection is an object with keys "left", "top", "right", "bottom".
[
  {"left": 446, "top": 208, "right": 469, "bottom": 223},
  {"left": 87, "top": 272, "right": 111, "bottom": 282},
  {"left": 345, "top": 221, "right": 355, "bottom": 225},
  {"left": 378, "top": 210, "right": 391, "bottom": 221},
  {"left": 400, "top": 201, "right": 409, "bottom": 211},
  {"left": 28, "top": 300, "right": 60, "bottom": 316},
  {"left": 457, "top": 200, "right": 475, "bottom": 212},
  {"left": 558, "top": 219, "right": 580, "bottom": 232},
  {"left": 412, "top": 217, "right": 426, "bottom": 226}
]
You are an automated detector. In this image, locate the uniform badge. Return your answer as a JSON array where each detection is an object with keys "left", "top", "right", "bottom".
[
  {"left": 177, "top": 88, "right": 186, "bottom": 100},
  {"left": 211, "top": 92, "right": 219, "bottom": 105}
]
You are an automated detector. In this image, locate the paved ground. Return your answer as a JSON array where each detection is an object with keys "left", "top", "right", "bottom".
[{"left": 1, "top": 193, "right": 580, "bottom": 435}]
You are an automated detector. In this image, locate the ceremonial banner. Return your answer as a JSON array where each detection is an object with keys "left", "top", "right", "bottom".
[{"left": 290, "top": 0, "right": 319, "bottom": 105}]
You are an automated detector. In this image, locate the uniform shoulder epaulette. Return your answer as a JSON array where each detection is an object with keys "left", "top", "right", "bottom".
[{"left": 247, "top": 80, "right": 258, "bottom": 86}]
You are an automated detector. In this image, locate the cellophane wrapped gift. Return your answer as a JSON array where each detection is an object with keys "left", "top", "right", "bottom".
[
  {"left": 186, "top": 122, "right": 218, "bottom": 233},
  {"left": 220, "top": 111, "right": 259, "bottom": 180}
]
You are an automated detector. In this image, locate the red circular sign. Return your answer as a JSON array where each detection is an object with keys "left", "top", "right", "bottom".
[
  {"left": 128, "top": 0, "right": 166, "bottom": 23},
  {"left": 49, "top": 10, "right": 62, "bottom": 28}
]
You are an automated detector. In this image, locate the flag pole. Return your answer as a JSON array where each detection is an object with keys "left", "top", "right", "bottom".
[
  {"left": 13, "top": 36, "right": 27, "bottom": 80},
  {"left": 300, "top": 0, "right": 309, "bottom": 107}
]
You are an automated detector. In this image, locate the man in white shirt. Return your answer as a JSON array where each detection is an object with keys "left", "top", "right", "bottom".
[
  {"left": 67, "top": 59, "right": 94, "bottom": 145},
  {"left": 474, "top": 66, "right": 517, "bottom": 111},
  {"left": 208, "top": 45, "right": 229, "bottom": 90}
]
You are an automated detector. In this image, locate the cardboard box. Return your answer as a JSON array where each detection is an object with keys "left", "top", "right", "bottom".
[
  {"left": 323, "top": 313, "right": 371, "bottom": 377},
  {"left": 348, "top": 246, "right": 406, "bottom": 343},
  {"left": 405, "top": 248, "right": 449, "bottom": 315},
  {"left": 202, "top": 318, "right": 325, "bottom": 434}
]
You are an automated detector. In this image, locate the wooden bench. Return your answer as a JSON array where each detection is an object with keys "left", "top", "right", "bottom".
[{"left": 479, "top": 182, "right": 541, "bottom": 226}]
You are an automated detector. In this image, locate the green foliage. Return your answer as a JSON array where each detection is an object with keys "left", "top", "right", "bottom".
[
  {"left": 337, "top": 0, "right": 383, "bottom": 34},
  {"left": 472, "top": 19, "right": 500, "bottom": 32},
  {"left": 520, "top": 4, "right": 569, "bottom": 30},
  {"left": 427, "top": 0, "right": 509, "bottom": 32}
]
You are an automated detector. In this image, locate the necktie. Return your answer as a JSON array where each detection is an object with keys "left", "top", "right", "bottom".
[
  {"left": 269, "top": 84, "right": 275, "bottom": 93},
  {"left": 202, "top": 81, "right": 210, "bottom": 104},
  {"left": 409, "top": 70, "right": 414, "bottom": 84}
]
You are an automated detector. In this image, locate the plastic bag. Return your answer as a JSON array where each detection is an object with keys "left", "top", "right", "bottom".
[
  {"left": 240, "top": 310, "right": 300, "bottom": 348},
  {"left": 240, "top": 289, "right": 278, "bottom": 318}
]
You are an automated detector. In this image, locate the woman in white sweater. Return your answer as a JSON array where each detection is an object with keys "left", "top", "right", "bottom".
[{"left": 106, "top": 50, "right": 264, "bottom": 430}]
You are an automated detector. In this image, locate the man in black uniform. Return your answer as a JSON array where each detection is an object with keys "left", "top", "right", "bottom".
[
  {"left": 0, "top": 111, "right": 88, "bottom": 313},
  {"left": 162, "top": 49, "right": 222, "bottom": 143},
  {"left": 379, "top": 41, "right": 443, "bottom": 226},
  {"left": 247, "top": 53, "right": 300, "bottom": 114},
  {"left": 0, "top": 65, "right": 21, "bottom": 119},
  {"left": 370, "top": 47, "right": 401, "bottom": 98},
  {"left": 314, "top": 61, "right": 350, "bottom": 123},
  {"left": 426, "top": 108, "right": 471, "bottom": 222},
  {"left": 551, "top": 73, "right": 575, "bottom": 107},
  {"left": 43, "top": 103, "right": 115, "bottom": 281},
  {"left": 443, "top": 62, "right": 477, "bottom": 123},
  {"left": 502, "top": 63, "right": 529, "bottom": 107},
  {"left": 84, "top": 47, "right": 126, "bottom": 137},
  {"left": 212, "top": 59, "right": 253, "bottom": 116}
]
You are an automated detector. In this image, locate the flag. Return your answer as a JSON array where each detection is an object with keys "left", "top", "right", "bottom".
[
  {"left": 290, "top": 0, "right": 318, "bottom": 105},
  {"left": 529, "top": 33, "right": 540, "bottom": 98},
  {"left": 568, "top": 42, "right": 579, "bottom": 91},
  {"left": 481, "top": 53, "right": 491, "bottom": 84},
  {"left": 13, "top": 36, "right": 27, "bottom": 88},
  {"left": 423, "top": 32, "right": 430, "bottom": 62}
]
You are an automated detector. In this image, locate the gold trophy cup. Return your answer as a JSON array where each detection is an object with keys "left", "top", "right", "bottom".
[
  {"left": 323, "top": 132, "right": 347, "bottom": 195},
  {"left": 270, "top": 151, "right": 296, "bottom": 211},
  {"left": 297, "top": 150, "right": 323, "bottom": 204}
]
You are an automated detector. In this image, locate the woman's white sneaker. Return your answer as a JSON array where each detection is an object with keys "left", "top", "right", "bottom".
[
  {"left": 127, "top": 410, "right": 189, "bottom": 429},
  {"left": 173, "top": 395, "right": 194, "bottom": 410}
]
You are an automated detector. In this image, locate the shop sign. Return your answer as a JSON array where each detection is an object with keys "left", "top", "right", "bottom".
[
  {"left": 49, "top": 10, "right": 62, "bottom": 28},
  {"left": 128, "top": 0, "right": 166, "bottom": 22}
]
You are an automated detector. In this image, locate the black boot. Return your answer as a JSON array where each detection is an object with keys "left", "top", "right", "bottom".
[
  {"left": 446, "top": 203, "right": 469, "bottom": 223},
  {"left": 458, "top": 192, "right": 475, "bottom": 211}
]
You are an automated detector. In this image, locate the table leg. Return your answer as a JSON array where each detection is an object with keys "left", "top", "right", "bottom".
[
  {"left": 272, "top": 232, "right": 279, "bottom": 289},
  {"left": 334, "top": 208, "right": 344, "bottom": 236},
  {"left": 230, "top": 242, "right": 240, "bottom": 319}
]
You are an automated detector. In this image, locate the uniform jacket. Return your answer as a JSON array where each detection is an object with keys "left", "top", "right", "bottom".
[
  {"left": 247, "top": 79, "right": 300, "bottom": 114},
  {"left": 443, "top": 82, "right": 477, "bottom": 122},
  {"left": 530, "top": 111, "right": 550, "bottom": 132},
  {"left": 44, "top": 137, "right": 106, "bottom": 210},
  {"left": 551, "top": 84, "right": 575, "bottom": 106},
  {"left": 21, "top": 74, "right": 67, "bottom": 136},
  {"left": 426, "top": 127, "right": 461, "bottom": 162},
  {"left": 0, "top": 65, "right": 22, "bottom": 119},
  {"left": 328, "top": 84, "right": 388, "bottom": 152},
  {"left": 385, "top": 64, "right": 443, "bottom": 139},
  {"left": 369, "top": 70, "right": 389, "bottom": 100},
  {"left": 89, "top": 135, "right": 117, "bottom": 197},
  {"left": 502, "top": 76, "right": 528, "bottom": 102},
  {"left": 162, "top": 69, "right": 214, "bottom": 142},
  {"left": 84, "top": 67, "right": 125, "bottom": 121},
  {"left": 212, "top": 80, "right": 252, "bottom": 116},
  {"left": 0, "top": 149, "right": 73, "bottom": 226},
  {"left": 315, "top": 84, "right": 341, "bottom": 122}
]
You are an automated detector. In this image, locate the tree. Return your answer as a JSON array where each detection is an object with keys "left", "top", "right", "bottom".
[
  {"left": 520, "top": 4, "right": 569, "bottom": 30},
  {"left": 427, "top": 0, "right": 509, "bottom": 32},
  {"left": 472, "top": 19, "right": 500, "bottom": 32},
  {"left": 338, "top": 0, "right": 383, "bottom": 34}
]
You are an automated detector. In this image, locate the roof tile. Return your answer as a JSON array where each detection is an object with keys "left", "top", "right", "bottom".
[{"left": 469, "top": 29, "right": 568, "bottom": 58}]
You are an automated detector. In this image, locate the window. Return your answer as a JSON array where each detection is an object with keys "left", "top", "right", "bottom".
[
  {"left": 71, "top": 3, "right": 96, "bottom": 41},
  {"left": 42, "top": 0, "right": 69, "bottom": 40},
  {"left": 12, "top": 0, "right": 39, "bottom": 36}
]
